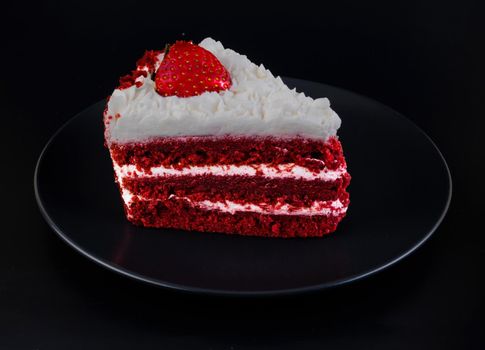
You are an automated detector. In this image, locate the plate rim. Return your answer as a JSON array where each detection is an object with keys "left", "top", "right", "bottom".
[{"left": 34, "top": 78, "right": 453, "bottom": 296}]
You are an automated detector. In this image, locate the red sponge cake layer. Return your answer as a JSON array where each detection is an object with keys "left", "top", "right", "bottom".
[
  {"left": 122, "top": 173, "right": 350, "bottom": 206},
  {"left": 109, "top": 136, "right": 346, "bottom": 172},
  {"left": 127, "top": 195, "right": 349, "bottom": 238}
]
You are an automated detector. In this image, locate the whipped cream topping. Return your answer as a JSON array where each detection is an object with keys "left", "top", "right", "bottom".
[
  {"left": 114, "top": 163, "right": 347, "bottom": 181},
  {"left": 105, "top": 38, "right": 341, "bottom": 143}
]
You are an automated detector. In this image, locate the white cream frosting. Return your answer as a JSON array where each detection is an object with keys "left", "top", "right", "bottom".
[
  {"left": 105, "top": 38, "right": 341, "bottom": 143},
  {"left": 114, "top": 163, "right": 347, "bottom": 181}
]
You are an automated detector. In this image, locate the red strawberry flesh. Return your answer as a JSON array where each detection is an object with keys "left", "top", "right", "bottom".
[{"left": 155, "top": 41, "right": 232, "bottom": 97}]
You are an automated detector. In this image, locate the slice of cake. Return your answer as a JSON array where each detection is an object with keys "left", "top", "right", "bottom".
[{"left": 104, "top": 38, "right": 350, "bottom": 238}]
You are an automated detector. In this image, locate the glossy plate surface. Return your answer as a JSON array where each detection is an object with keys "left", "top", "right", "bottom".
[{"left": 35, "top": 78, "right": 451, "bottom": 296}]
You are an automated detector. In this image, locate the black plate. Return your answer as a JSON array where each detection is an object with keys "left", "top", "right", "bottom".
[{"left": 34, "top": 78, "right": 451, "bottom": 296}]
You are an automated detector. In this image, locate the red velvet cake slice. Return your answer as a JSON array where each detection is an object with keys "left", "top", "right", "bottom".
[{"left": 104, "top": 38, "right": 350, "bottom": 238}]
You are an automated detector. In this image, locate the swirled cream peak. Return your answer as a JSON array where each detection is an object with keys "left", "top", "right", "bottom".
[{"left": 104, "top": 38, "right": 341, "bottom": 143}]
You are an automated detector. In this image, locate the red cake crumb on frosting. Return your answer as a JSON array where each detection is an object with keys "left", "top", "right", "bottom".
[
  {"left": 118, "top": 50, "right": 162, "bottom": 90},
  {"left": 104, "top": 38, "right": 351, "bottom": 238}
]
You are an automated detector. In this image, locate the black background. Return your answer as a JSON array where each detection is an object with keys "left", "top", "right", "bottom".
[{"left": 1, "top": 0, "right": 484, "bottom": 349}]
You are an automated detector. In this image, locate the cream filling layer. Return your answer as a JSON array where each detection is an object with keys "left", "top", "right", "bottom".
[
  {"left": 120, "top": 187, "right": 346, "bottom": 217},
  {"left": 114, "top": 163, "right": 346, "bottom": 181},
  {"left": 192, "top": 197, "right": 347, "bottom": 216}
]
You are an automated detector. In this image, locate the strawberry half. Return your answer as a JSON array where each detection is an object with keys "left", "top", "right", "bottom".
[{"left": 154, "top": 41, "right": 232, "bottom": 97}]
